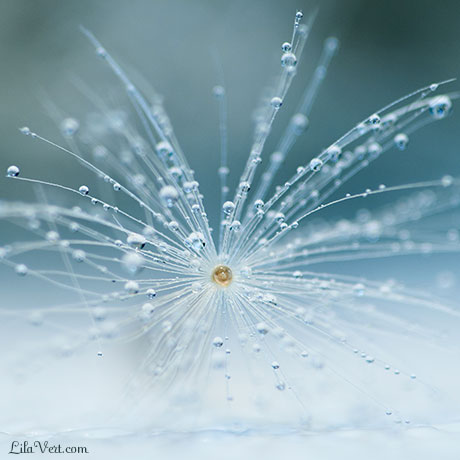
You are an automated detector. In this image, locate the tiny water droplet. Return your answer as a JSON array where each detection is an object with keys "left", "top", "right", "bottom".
[
  {"left": 79, "top": 185, "right": 89, "bottom": 196},
  {"left": 7, "top": 165, "right": 20, "bottom": 177}
]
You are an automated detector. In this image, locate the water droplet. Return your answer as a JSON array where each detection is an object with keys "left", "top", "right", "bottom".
[
  {"left": 160, "top": 185, "right": 179, "bottom": 208},
  {"left": 309, "top": 158, "right": 323, "bottom": 172},
  {"left": 256, "top": 322, "right": 269, "bottom": 335},
  {"left": 6, "top": 165, "right": 20, "bottom": 177},
  {"left": 124, "top": 280, "right": 140, "bottom": 294},
  {"left": 168, "top": 221, "right": 179, "bottom": 232},
  {"left": 239, "top": 181, "right": 251, "bottom": 193},
  {"left": 271, "top": 361, "right": 280, "bottom": 369},
  {"left": 222, "top": 201, "right": 235, "bottom": 215},
  {"left": 72, "top": 249, "right": 86, "bottom": 263},
  {"left": 79, "top": 185, "right": 89, "bottom": 196},
  {"left": 156, "top": 141, "right": 173, "bottom": 157},
  {"left": 368, "top": 113, "right": 381, "bottom": 125},
  {"left": 429, "top": 95, "right": 452, "bottom": 119},
  {"left": 122, "top": 252, "right": 144, "bottom": 275},
  {"left": 270, "top": 96, "right": 283, "bottom": 109},
  {"left": 191, "top": 281, "right": 202, "bottom": 293},
  {"left": 368, "top": 142, "right": 382, "bottom": 158},
  {"left": 281, "top": 52, "right": 297, "bottom": 72},
  {"left": 46, "top": 231, "right": 59, "bottom": 243},
  {"left": 442, "top": 175, "right": 453, "bottom": 187},
  {"left": 212, "top": 85, "right": 225, "bottom": 98},
  {"left": 353, "top": 283, "right": 365, "bottom": 296},
  {"left": 230, "top": 220, "right": 241, "bottom": 232},
  {"left": 127, "top": 233, "right": 146, "bottom": 249},
  {"left": 113, "top": 182, "right": 121, "bottom": 191},
  {"left": 293, "top": 270, "right": 303, "bottom": 279},
  {"left": 291, "top": 113, "right": 309, "bottom": 134},
  {"left": 146, "top": 288, "right": 157, "bottom": 299},
  {"left": 213, "top": 337, "right": 224, "bottom": 348},
  {"left": 183, "top": 181, "right": 199, "bottom": 193},
  {"left": 15, "top": 264, "right": 28, "bottom": 276},
  {"left": 186, "top": 232, "right": 206, "bottom": 251},
  {"left": 282, "top": 42, "right": 292, "bottom": 52},
  {"left": 60, "top": 118, "right": 79, "bottom": 137},
  {"left": 394, "top": 133, "right": 409, "bottom": 150}
]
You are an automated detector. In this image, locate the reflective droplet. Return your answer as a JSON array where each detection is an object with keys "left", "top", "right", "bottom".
[
  {"left": 429, "top": 95, "right": 452, "bottom": 119},
  {"left": 79, "top": 185, "right": 89, "bottom": 196},
  {"left": 168, "top": 221, "right": 179, "bottom": 231},
  {"left": 127, "top": 233, "right": 146, "bottom": 249},
  {"left": 394, "top": 133, "right": 409, "bottom": 150},
  {"left": 124, "top": 280, "right": 140, "bottom": 294},
  {"left": 270, "top": 97, "right": 283, "bottom": 109},
  {"left": 186, "top": 231, "right": 206, "bottom": 251},
  {"left": 212, "top": 85, "right": 225, "bottom": 98},
  {"left": 72, "top": 249, "right": 86, "bottom": 262},
  {"left": 15, "top": 264, "right": 28, "bottom": 276},
  {"left": 222, "top": 201, "right": 235, "bottom": 215},
  {"left": 6, "top": 165, "right": 19, "bottom": 177},
  {"left": 230, "top": 220, "right": 241, "bottom": 232},
  {"left": 160, "top": 185, "right": 179, "bottom": 208},
  {"left": 212, "top": 336, "right": 224, "bottom": 348},
  {"left": 368, "top": 113, "right": 381, "bottom": 125},
  {"left": 256, "top": 322, "right": 269, "bottom": 335},
  {"left": 254, "top": 199, "right": 264, "bottom": 210},
  {"left": 282, "top": 42, "right": 292, "bottom": 52},
  {"left": 191, "top": 281, "right": 202, "bottom": 293},
  {"left": 281, "top": 52, "right": 297, "bottom": 72},
  {"left": 60, "top": 118, "right": 80, "bottom": 137},
  {"left": 146, "top": 288, "right": 157, "bottom": 299},
  {"left": 309, "top": 158, "right": 323, "bottom": 172},
  {"left": 122, "top": 252, "right": 144, "bottom": 275}
]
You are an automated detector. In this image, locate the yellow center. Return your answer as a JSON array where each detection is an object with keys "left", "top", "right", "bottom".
[{"left": 211, "top": 265, "right": 233, "bottom": 287}]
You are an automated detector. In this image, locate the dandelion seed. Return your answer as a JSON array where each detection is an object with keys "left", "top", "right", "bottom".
[{"left": 2, "top": 11, "right": 460, "bottom": 433}]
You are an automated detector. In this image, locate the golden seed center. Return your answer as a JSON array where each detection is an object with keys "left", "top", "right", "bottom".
[{"left": 211, "top": 265, "right": 233, "bottom": 287}]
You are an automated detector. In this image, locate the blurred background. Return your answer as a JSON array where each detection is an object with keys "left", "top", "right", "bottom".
[{"left": 1, "top": 0, "right": 459, "bottom": 206}]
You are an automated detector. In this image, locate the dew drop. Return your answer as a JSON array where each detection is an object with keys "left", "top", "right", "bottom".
[
  {"left": 160, "top": 185, "right": 179, "bottom": 208},
  {"left": 7, "top": 165, "right": 19, "bottom": 177},
  {"left": 429, "top": 95, "right": 452, "bottom": 119},
  {"left": 15, "top": 264, "right": 28, "bottom": 276},
  {"left": 212, "top": 85, "right": 225, "bottom": 98},
  {"left": 191, "top": 281, "right": 202, "bottom": 293},
  {"left": 281, "top": 52, "right": 297, "bottom": 72},
  {"left": 60, "top": 118, "right": 80, "bottom": 137},
  {"left": 72, "top": 249, "right": 86, "bottom": 263},
  {"left": 282, "top": 42, "right": 292, "bottom": 52},
  {"left": 309, "top": 158, "right": 323, "bottom": 172},
  {"left": 124, "top": 280, "right": 140, "bottom": 294},
  {"left": 368, "top": 113, "right": 381, "bottom": 125},
  {"left": 213, "top": 337, "right": 224, "bottom": 348},
  {"left": 146, "top": 288, "right": 157, "bottom": 299},
  {"left": 168, "top": 220, "right": 179, "bottom": 231},
  {"left": 79, "top": 185, "right": 89, "bottom": 196},
  {"left": 127, "top": 233, "right": 146, "bottom": 249},
  {"left": 270, "top": 96, "right": 283, "bottom": 109},
  {"left": 256, "top": 322, "right": 269, "bottom": 335},
  {"left": 230, "top": 220, "right": 241, "bottom": 232},
  {"left": 394, "top": 133, "right": 409, "bottom": 151},
  {"left": 441, "top": 175, "right": 453, "bottom": 187}
]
